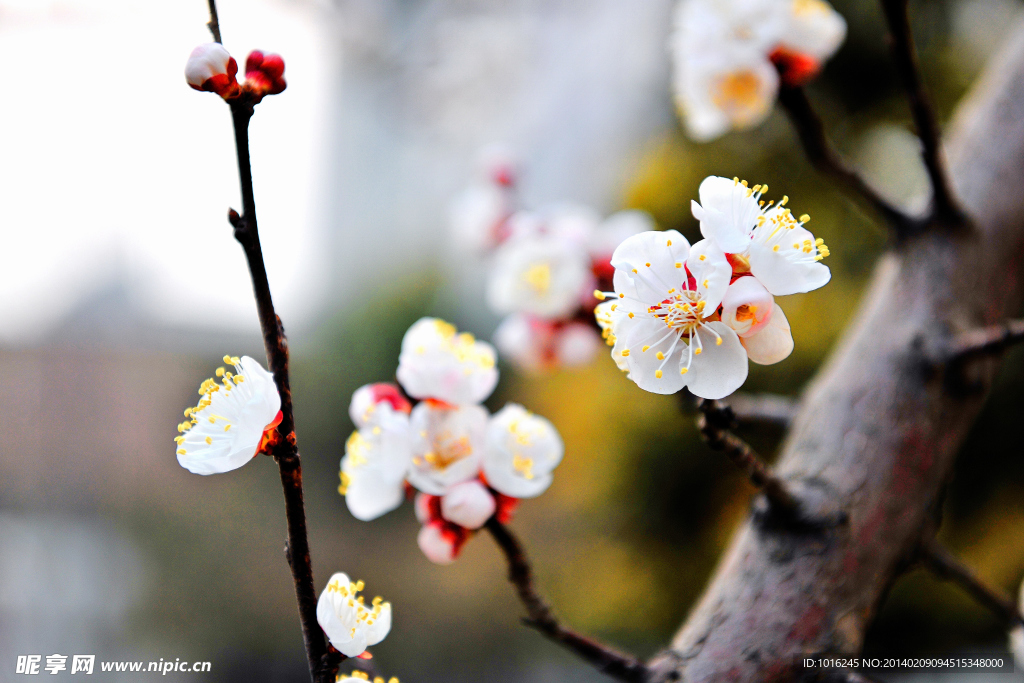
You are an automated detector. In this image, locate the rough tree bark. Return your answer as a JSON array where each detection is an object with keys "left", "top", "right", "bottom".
[{"left": 646, "top": 21, "right": 1024, "bottom": 683}]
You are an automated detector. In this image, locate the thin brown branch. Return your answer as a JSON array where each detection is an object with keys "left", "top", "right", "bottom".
[
  {"left": 919, "top": 539, "right": 1022, "bottom": 627},
  {"left": 227, "top": 101, "right": 333, "bottom": 683},
  {"left": 206, "top": 0, "right": 222, "bottom": 44},
  {"left": 879, "top": 0, "right": 968, "bottom": 229},
  {"left": 727, "top": 392, "right": 797, "bottom": 427},
  {"left": 483, "top": 518, "right": 649, "bottom": 683},
  {"left": 777, "top": 83, "right": 923, "bottom": 239},
  {"left": 696, "top": 398, "right": 800, "bottom": 516},
  {"left": 948, "top": 318, "right": 1024, "bottom": 361}
]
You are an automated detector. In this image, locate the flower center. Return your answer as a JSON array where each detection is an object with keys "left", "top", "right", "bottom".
[
  {"left": 712, "top": 70, "right": 762, "bottom": 119},
  {"left": 648, "top": 290, "right": 709, "bottom": 335},
  {"left": 522, "top": 262, "right": 551, "bottom": 295},
  {"left": 422, "top": 430, "right": 473, "bottom": 470}
]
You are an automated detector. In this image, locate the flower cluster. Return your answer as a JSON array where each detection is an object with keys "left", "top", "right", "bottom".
[
  {"left": 450, "top": 151, "right": 654, "bottom": 372},
  {"left": 670, "top": 0, "right": 847, "bottom": 141},
  {"left": 175, "top": 355, "right": 282, "bottom": 475},
  {"left": 185, "top": 43, "right": 286, "bottom": 102},
  {"left": 316, "top": 572, "right": 392, "bottom": 658},
  {"left": 596, "top": 176, "right": 830, "bottom": 399},
  {"left": 340, "top": 318, "right": 564, "bottom": 564}
]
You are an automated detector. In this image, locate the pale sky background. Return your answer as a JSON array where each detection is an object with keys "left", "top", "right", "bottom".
[{"left": 0, "top": 0, "right": 335, "bottom": 344}]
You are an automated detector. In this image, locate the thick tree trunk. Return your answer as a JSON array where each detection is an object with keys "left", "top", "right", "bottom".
[{"left": 647, "top": 21, "right": 1024, "bottom": 683}]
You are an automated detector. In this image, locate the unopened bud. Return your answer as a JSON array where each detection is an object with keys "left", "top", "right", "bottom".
[
  {"left": 440, "top": 480, "right": 495, "bottom": 530},
  {"left": 244, "top": 50, "right": 287, "bottom": 97},
  {"left": 349, "top": 383, "right": 412, "bottom": 429},
  {"left": 417, "top": 521, "right": 467, "bottom": 565},
  {"left": 185, "top": 43, "right": 240, "bottom": 99}
]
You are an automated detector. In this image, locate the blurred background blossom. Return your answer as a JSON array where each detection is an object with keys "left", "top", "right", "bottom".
[{"left": 2, "top": 0, "right": 1024, "bottom": 681}]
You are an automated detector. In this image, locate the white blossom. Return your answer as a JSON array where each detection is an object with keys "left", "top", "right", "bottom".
[
  {"left": 440, "top": 480, "right": 496, "bottom": 529},
  {"left": 396, "top": 318, "right": 498, "bottom": 406},
  {"left": 493, "top": 314, "right": 601, "bottom": 372},
  {"left": 487, "top": 232, "right": 593, "bottom": 320},
  {"left": 670, "top": 0, "right": 846, "bottom": 141},
  {"left": 340, "top": 406, "right": 413, "bottom": 521},
  {"left": 407, "top": 403, "right": 489, "bottom": 495},
  {"left": 483, "top": 404, "right": 564, "bottom": 498},
  {"left": 316, "top": 573, "right": 391, "bottom": 658},
  {"left": 597, "top": 230, "right": 748, "bottom": 399},
  {"left": 692, "top": 176, "right": 831, "bottom": 296},
  {"left": 175, "top": 355, "right": 281, "bottom": 475}
]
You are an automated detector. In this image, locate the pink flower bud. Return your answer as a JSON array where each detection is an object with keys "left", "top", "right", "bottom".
[
  {"left": 414, "top": 492, "right": 442, "bottom": 524},
  {"left": 185, "top": 43, "right": 240, "bottom": 99},
  {"left": 440, "top": 480, "right": 496, "bottom": 530},
  {"left": 349, "top": 383, "right": 413, "bottom": 428},
  {"left": 244, "top": 50, "right": 287, "bottom": 97},
  {"left": 417, "top": 521, "right": 468, "bottom": 565}
]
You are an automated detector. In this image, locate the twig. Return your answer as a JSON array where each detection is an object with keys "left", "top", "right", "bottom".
[
  {"left": 777, "top": 83, "right": 924, "bottom": 239},
  {"left": 696, "top": 399, "right": 800, "bottom": 515},
  {"left": 483, "top": 518, "right": 650, "bottom": 683},
  {"left": 919, "top": 539, "right": 1022, "bottom": 627},
  {"left": 879, "top": 0, "right": 968, "bottom": 229},
  {"left": 206, "top": 3, "right": 332, "bottom": 682},
  {"left": 207, "top": 0, "right": 222, "bottom": 44},
  {"left": 947, "top": 319, "right": 1024, "bottom": 362},
  {"left": 727, "top": 392, "right": 798, "bottom": 427}
]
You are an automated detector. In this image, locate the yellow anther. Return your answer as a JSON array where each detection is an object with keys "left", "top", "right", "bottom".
[
  {"left": 741, "top": 179, "right": 748, "bottom": 187},
  {"left": 177, "top": 449, "right": 186, "bottom": 455},
  {"left": 642, "top": 345, "right": 650, "bottom": 352},
  {"left": 656, "top": 352, "right": 664, "bottom": 360},
  {"left": 695, "top": 348, "right": 702, "bottom": 355},
  {"left": 800, "top": 214, "right": 810, "bottom": 223},
  {"left": 780, "top": 195, "right": 788, "bottom": 206},
  {"left": 699, "top": 254, "right": 706, "bottom": 261},
  {"left": 628, "top": 312, "right": 634, "bottom": 318},
  {"left": 594, "top": 290, "right": 606, "bottom": 301},
  {"left": 715, "top": 337, "right": 723, "bottom": 346},
  {"left": 773, "top": 245, "right": 780, "bottom": 252},
  {"left": 205, "top": 436, "right": 212, "bottom": 445},
  {"left": 655, "top": 370, "right": 663, "bottom": 379},
  {"left": 675, "top": 262, "right": 682, "bottom": 268},
  {"left": 667, "top": 239, "right": 673, "bottom": 246},
  {"left": 215, "top": 367, "right": 225, "bottom": 377},
  {"left": 761, "top": 184, "right": 768, "bottom": 193},
  {"left": 610, "top": 303, "right": 617, "bottom": 311},
  {"left": 644, "top": 262, "right": 651, "bottom": 267},
  {"left": 223, "top": 355, "right": 232, "bottom": 364},
  {"left": 680, "top": 367, "right": 688, "bottom": 375}
]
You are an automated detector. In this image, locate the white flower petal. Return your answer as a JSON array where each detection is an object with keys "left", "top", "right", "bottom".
[
  {"left": 396, "top": 318, "right": 498, "bottom": 405},
  {"left": 483, "top": 404, "right": 563, "bottom": 498},
  {"left": 781, "top": 0, "right": 847, "bottom": 61},
  {"left": 554, "top": 323, "right": 601, "bottom": 367},
  {"left": 683, "top": 322, "right": 748, "bottom": 399},
  {"left": 611, "top": 230, "right": 690, "bottom": 304},
  {"left": 748, "top": 217, "right": 831, "bottom": 295},
  {"left": 619, "top": 317, "right": 689, "bottom": 395},
  {"left": 695, "top": 176, "right": 761, "bottom": 253},
  {"left": 686, "top": 238, "right": 732, "bottom": 311},
  {"left": 741, "top": 303, "right": 794, "bottom": 365}
]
